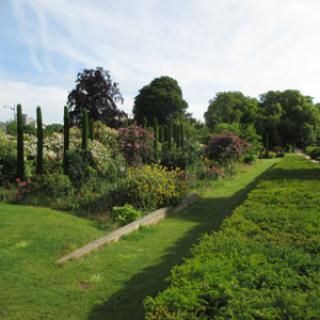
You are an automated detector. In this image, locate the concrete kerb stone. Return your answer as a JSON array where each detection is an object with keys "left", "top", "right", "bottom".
[{"left": 57, "top": 193, "right": 198, "bottom": 264}]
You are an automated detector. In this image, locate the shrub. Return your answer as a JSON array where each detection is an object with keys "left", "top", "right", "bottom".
[
  {"left": 28, "top": 173, "right": 73, "bottom": 198},
  {"left": 0, "top": 132, "right": 17, "bottom": 185},
  {"left": 307, "top": 146, "right": 320, "bottom": 160},
  {"left": 68, "top": 142, "right": 125, "bottom": 188},
  {"left": 71, "top": 178, "right": 116, "bottom": 215},
  {"left": 94, "top": 121, "right": 119, "bottom": 150},
  {"left": 113, "top": 165, "right": 187, "bottom": 210},
  {"left": 118, "top": 125, "right": 154, "bottom": 166},
  {"left": 161, "top": 141, "right": 203, "bottom": 170},
  {"left": 188, "top": 158, "right": 224, "bottom": 181},
  {"left": 112, "top": 204, "right": 143, "bottom": 225},
  {"left": 206, "top": 132, "right": 248, "bottom": 169},
  {"left": 15, "top": 173, "right": 73, "bottom": 206},
  {"left": 67, "top": 148, "right": 94, "bottom": 188}
]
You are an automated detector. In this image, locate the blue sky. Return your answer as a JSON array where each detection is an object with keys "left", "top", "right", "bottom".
[{"left": 1, "top": 0, "right": 320, "bottom": 123}]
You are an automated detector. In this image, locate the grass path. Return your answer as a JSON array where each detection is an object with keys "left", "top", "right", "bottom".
[{"left": 0, "top": 159, "right": 278, "bottom": 320}]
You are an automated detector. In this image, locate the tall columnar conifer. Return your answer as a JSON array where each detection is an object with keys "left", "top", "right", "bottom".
[
  {"left": 159, "top": 126, "right": 163, "bottom": 143},
  {"left": 81, "top": 108, "right": 89, "bottom": 150},
  {"left": 176, "top": 123, "right": 181, "bottom": 147},
  {"left": 180, "top": 123, "right": 184, "bottom": 148},
  {"left": 153, "top": 118, "right": 159, "bottom": 161},
  {"left": 36, "top": 106, "right": 43, "bottom": 175},
  {"left": 143, "top": 116, "right": 148, "bottom": 128},
  {"left": 89, "top": 117, "right": 94, "bottom": 140},
  {"left": 16, "top": 104, "right": 24, "bottom": 180},
  {"left": 168, "top": 120, "right": 173, "bottom": 151},
  {"left": 63, "top": 106, "right": 70, "bottom": 175}
]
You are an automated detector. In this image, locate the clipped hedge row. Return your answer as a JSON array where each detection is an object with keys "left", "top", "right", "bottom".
[
  {"left": 145, "top": 156, "right": 320, "bottom": 319},
  {"left": 305, "top": 146, "right": 320, "bottom": 160}
]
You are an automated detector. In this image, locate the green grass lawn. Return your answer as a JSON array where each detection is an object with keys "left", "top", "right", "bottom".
[{"left": 0, "top": 159, "right": 278, "bottom": 320}]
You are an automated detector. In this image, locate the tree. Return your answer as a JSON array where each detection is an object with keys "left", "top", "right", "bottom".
[
  {"left": 204, "top": 91, "right": 258, "bottom": 130},
  {"left": 16, "top": 104, "right": 24, "bottom": 180},
  {"left": 36, "top": 107, "right": 43, "bottom": 175},
  {"left": 258, "top": 90, "right": 320, "bottom": 148},
  {"left": 63, "top": 106, "right": 70, "bottom": 175},
  {"left": 133, "top": 76, "right": 188, "bottom": 126},
  {"left": 44, "top": 124, "right": 63, "bottom": 136},
  {"left": 67, "top": 67, "right": 127, "bottom": 128}
]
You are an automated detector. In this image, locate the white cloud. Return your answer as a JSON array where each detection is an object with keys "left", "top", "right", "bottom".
[
  {"left": 6, "top": 0, "right": 320, "bottom": 122},
  {"left": 0, "top": 81, "right": 67, "bottom": 123}
]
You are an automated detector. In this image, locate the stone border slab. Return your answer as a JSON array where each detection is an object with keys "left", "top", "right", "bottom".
[{"left": 57, "top": 193, "right": 198, "bottom": 264}]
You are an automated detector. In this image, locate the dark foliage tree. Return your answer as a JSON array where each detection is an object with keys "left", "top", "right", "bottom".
[
  {"left": 63, "top": 106, "right": 70, "bottom": 175},
  {"left": 16, "top": 104, "right": 24, "bottom": 180},
  {"left": 36, "top": 107, "right": 43, "bottom": 175},
  {"left": 133, "top": 76, "right": 188, "bottom": 126},
  {"left": 204, "top": 91, "right": 258, "bottom": 130},
  {"left": 67, "top": 67, "right": 127, "bottom": 128}
]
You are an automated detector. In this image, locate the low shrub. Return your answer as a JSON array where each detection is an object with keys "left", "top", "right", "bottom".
[
  {"left": 306, "top": 146, "right": 320, "bottom": 160},
  {"left": 28, "top": 174, "right": 73, "bottom": 197},
  {"left": 118, "top": 125, "right": 154, "bottom": 166},
  {"left": 71, "top": 178, "right": 116, "bottom": 215},
  {"left": 206, "top": 132, "right": 248, "bottom": 169},
  {"left": 259, "top": 150, "right": 277, "bottom": 159},
  {"left": 112, "top": 165, "right": 187, "bottom": 210},
  {"left": 145, "top": 156, "right": 320, "bottom": 319},
  {"left": 188, "top": 158, "right": 224, "bottom": 181},
  {"left": 112, "top": 204, "right": 143, "bottom": 225},
  {"left": 161, "top": 142, "right": 203, "bottom": 170}
]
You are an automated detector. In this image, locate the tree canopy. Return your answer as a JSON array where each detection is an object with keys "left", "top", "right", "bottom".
[
  {"left": 133, "top": 76, "right": 188, "bottom": 126},
  {"left": 258, "top": 90, "right": 320, "bottom": 148},
  {"left": 204, "top": 91, "right": 258, "bottom": 130},
  {"left": 67, "top": 67, "right": 126, "bottom": 128}
]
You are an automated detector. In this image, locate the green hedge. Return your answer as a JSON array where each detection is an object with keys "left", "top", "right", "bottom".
[
  {"left": 145, "top": 156, "right": 320, "bottom": 319},
  {"left": 305, "top": 146, "right": 320, "bottom": 160}
]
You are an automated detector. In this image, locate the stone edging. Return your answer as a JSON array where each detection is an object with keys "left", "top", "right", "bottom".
[{"left": 57, "top": 193, "right": 198, "bottom": 264}]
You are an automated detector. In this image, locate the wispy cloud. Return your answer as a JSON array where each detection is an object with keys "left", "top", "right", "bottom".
[{"left": 3, "top": 0, "right": 320, "bottom": 122}]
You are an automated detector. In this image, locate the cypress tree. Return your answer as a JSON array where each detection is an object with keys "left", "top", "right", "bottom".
[
  {"left": 168, "top": 120, "right": 173, "bottom": 151},
  {"left": 153, "top": 118, "right": 159, "bottom": 161},
  {"left": 89, "top": 117, "right": 94, "bottom": 140},
  {"left": 63, "top": 106, "right": 70, "bottom": 175},
  {"left": 36, "top": 106, "right": 43, "bottom": 175},
  {"left": 143, "top": 116, "right": 148, "bottom": 128},
  {"left": 180, "top": 123, "right": 184, "bottom": 148},
  {"left": 176, "top": 123, "right": 181, "bottom": 148},
  {"left": 81, "top": 108, "right": 89, "bottom": 150},
  {"left": 173, "top": 123, "right": 179, "bottom": 145},
  {"left": 16, "top": 104, "right": 24, "bottom": 180},
  {"left": 163, "top": 125, "right": 168, "bottom": 143},
  {"left": 159, "top": 126, "right": 163, "bottom": 143}
]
